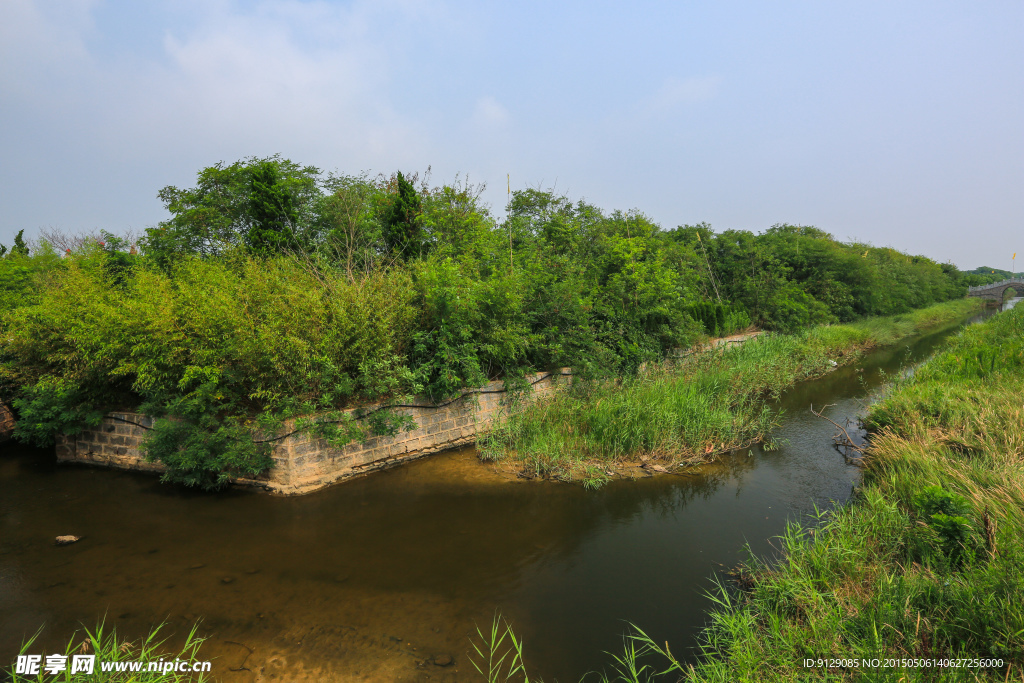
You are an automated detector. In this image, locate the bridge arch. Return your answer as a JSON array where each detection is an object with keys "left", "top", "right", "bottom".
[{"left": 967, "top": 277, "right": 1024, "bottom": 301}]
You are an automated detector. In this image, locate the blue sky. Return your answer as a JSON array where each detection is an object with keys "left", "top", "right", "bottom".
[{"left": 1, "top": 0, "right": 1021, "bottom": 268}]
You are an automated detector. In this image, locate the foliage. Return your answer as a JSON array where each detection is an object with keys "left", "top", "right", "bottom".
[
  {"left": 469, "top": 612, "right": 532, "bottom": 683},
  {"left": 0, "top": 242, "right": 63, "bottom": 315},
  {"left": 687, "top": 301, "right": 750, "bottom": 337},
  {"left": 472, "top": 306, "right": 1020, "bottom": 682},
  {"left": 245, "top": 160, "right": 300, "bottom": 255},
  {"left": 11, "top": 376, "right": 108, "bottom": 446},
  {"left": 0, "top": 157, "right": 972, "bottom": 486},
  {"left": 11, "top": 229, "right": 31, "bottom": 256},
  {"left": 3, "top": 251, "right": 418, "bottom": 488},
  {"left": 480, "top": 299, "right": 980, "bottom": 483},
  {"left": 673, "top": 304, "right": 1024, "bottom": 681},
  {"left": 960, "top": 266, "right": 1017, "bottom": 288},
  {"left": 315, "top": 173, "right": 383, "bottom": 279},
  {"left": 382, "top": 171, "right": 426, "bottom": 259},
  {"left": 142, "top": 155, "right": 321, "bottom": 266},
  {"left": 669, "top": 223, "right": 964, "bottom": 331}
]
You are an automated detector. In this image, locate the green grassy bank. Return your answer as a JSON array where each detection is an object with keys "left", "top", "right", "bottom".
[
  {"left": 662, "top": 302, "right": 1024, "bottom": 681},
  {"left": 479, "top": 298, "right": 983, "bottom": 486}
]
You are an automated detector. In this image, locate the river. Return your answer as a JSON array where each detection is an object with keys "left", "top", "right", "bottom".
[{"left": 0, "top": 307, "right": 1000, "bottom": 681}]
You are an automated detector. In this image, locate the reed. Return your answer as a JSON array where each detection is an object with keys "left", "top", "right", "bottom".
[
  {"left": 471, "top": 302, "right": 1023, "bottom": 682},
  {"left": 480, "top": 299, "right": 981, "bottom": 484},
  {"left": 678, "top": 303, "right": 1024, "bottom": 681}
]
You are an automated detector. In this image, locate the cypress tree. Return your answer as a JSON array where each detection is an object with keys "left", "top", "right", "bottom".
[
  {"left": 12, "top": 229, "right": 29, "bottom": 257},
  {"left": 246, "top": 162, "right": 298, "bottom": 256},
  {"left": 383, "top": 172, "right": 424, "bottom": 259}
]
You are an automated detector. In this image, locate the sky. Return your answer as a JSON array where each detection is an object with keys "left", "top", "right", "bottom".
[{"left": 1, "top": 0, "right": 1021, "bottom": 269}]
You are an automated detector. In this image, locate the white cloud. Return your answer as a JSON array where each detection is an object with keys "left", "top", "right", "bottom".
[
  {"left": 0, "top": 0, "right": 97, "bottom": 94},
  {"left": 0, "top": 0, "right": 452, "bottom": 168},
  {"left": 472, "top": 96, "right": 510, "bottom": 127}
]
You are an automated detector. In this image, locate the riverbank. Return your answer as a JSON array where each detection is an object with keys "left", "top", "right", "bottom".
[
  {"left": 479, "top": 298, "right": 983, "bottom": 487},
  {"left": 670, "top": 302, "right": 1024, "bottom": 681},
  {"left": 0, "top": 303, "right": 989, "bottom": 683}
]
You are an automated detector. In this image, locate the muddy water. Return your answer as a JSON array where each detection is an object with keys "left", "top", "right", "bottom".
[{"left": 0, "top": 312, "right": 994, "bottom": 682}]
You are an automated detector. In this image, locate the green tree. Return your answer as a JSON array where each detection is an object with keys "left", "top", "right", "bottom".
[
  {"left": 316, "top": 174, "right": 383, "bottom": 280},
  {"left": 245, "top": 161, "right": 299, "bottom": 256},
  {"left": 383, "top": 172, "right": 425, "bottom": 258},
  {"left": 12, "top": 230, "right": 29, "bottom": 257},
  {"left": 143, "top": 156, "right": 320, "bottom": 266}
]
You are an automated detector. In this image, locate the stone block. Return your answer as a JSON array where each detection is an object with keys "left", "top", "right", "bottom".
[{"left": 292, "top": 443, "right": 315, "bottom": 456}]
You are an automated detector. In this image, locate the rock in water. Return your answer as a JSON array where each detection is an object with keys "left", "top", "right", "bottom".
[
  {"left": 432, "top": 654, "right": 454, "bottom": 667},
  {"left": 55, "top": 535, "right": 81, "bottom": 546}
]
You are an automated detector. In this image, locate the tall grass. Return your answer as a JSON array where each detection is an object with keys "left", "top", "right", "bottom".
[
  {"left": 675, "top": 303, "right": 1024, "bottom": 681},
  {"left": 480, "top": 299, "right": 981, "bottom": 483},
  {"left": 471, "top": 301, "right": 1021, "bottom": 682}
]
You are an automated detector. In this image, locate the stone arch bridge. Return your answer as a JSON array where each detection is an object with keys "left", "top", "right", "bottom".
[{"left": 967, "top": 277, "right": 1024, "bottom": 301}]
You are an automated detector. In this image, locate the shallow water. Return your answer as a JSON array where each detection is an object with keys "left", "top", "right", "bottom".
[{"left": 0, "top": 311, "right": 994, "bottom": 681}]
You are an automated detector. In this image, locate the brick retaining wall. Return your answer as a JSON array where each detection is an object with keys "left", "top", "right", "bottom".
[
  {"left": 0, "top": 403, "right": 16, "bottom": 443},
  {"left": 55, "top": 370, "right": 570, "bottom": 495}
]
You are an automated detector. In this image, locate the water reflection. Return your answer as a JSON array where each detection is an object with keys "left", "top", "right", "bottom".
[{"left": 0, "top": 313, "right": 991, "bottom": 682}]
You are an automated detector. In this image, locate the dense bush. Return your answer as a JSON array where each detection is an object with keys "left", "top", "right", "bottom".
[{"left": 0, "top": 157, "right": 970, "bottom": 487}]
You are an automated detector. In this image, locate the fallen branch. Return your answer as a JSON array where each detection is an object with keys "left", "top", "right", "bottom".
[{"left": 810, "top": 403, "right": 865, "bottom": 463}]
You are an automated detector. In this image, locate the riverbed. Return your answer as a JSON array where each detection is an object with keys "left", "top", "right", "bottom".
[{"left": 0, "top": 307, "right": 1000, "bottom": 681}]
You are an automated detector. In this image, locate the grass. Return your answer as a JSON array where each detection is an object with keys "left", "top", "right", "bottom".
[
  {"left": 479, "top": 298, "right": 982, "bottom": 485},
  {"left": 471, "top": 301, "right": 1023, "bottom": 682},
  {"left": 675, "top": 303, "right": 1024, "bottom": 681},
  {"left": 7, "top": 620, "right": 210, "bottom": 682}
]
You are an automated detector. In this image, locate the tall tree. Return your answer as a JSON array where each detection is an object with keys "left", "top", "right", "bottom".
[
  {"left": 143, "top": 156, "right": 320, "bottom": 266},
  {"left": 246, "top": 161, "right": 298, "bottom": 256},
  {"left": 12, "top": 230, "right": 29, "bottom": 257},
  {"left": 383, "top": 172, "right": 424, "bottom": 258}
]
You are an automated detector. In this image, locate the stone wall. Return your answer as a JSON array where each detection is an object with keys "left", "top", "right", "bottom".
[
  {"left": 0, "top": 403, "right": 16, "bottom": 443},
  {"left": 55, "top": 370, "right": 571, "bottom": 495}
]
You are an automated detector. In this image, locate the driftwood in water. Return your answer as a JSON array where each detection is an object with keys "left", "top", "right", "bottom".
[{"left": 810, "top": 403, "right": 865, "bottom": 466}]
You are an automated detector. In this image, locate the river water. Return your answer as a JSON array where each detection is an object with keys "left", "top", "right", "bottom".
[{"left": 0, "top": 309, "right": 999, "bottom": 681}]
